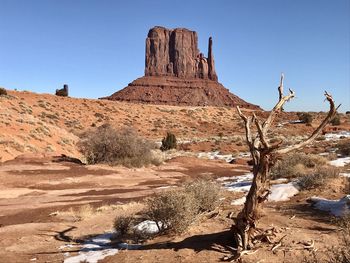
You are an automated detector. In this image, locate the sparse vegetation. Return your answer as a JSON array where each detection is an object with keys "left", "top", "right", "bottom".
[
  {"left": 330, "top": 114, "right": 341, "bottom": 126},
  {"left": 145, "top": 189, "right": 198, "bottom": 233},
  {"left": 297, "top": 166, "right": 340, "bottom": 190},
  {"left": 184, "top": 179, "right": 221, "bottom": 212},
  {"left": 271, "top": 153, "right": 327, "bottom": 179},
  {"left": 78, "top": 124, "right": 158, "bottom": 167},
  {"left": 114, "top": 215, "right": 135, "bottom": 236},
  {"left": 160, "top": 132, "right": 177, "bottom": 151},
  {"left": 297, "top": 112, "right": 313, "bottom": 124}
]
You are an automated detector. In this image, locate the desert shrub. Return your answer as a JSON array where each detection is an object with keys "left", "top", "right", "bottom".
[
  {"left": 297, "top": 112, "right": 313, "bottom": 124},
  {"left": 145, "top": 179, "right": 221, "bottom": 234},
  {"left": 145, "top": 189, "right": 198, "bottom": 234},
  {"left": 114, "top": 215, "right": 135, "bottom": 236},
  {"left": 184, "top": 179, "right": 221, "bottom": 212},
  {"left": 331, "top": 114, "right": 341, "bottom": 126},
  {"left": 297, "top": 166, "right": 340, "bottom": 190},
  {"left": 336, "top": 139, "right": 350, "bottom": 156},
  {"left": 0, "top": 87, "right": 7, "bottom": 96},
  {"left": 271, "top": 153, "right": 327, "bottom": 179},
  {"left": 160, "top": 132, "right": 177, "bottom": 151},
  {"left": 78, "top": 124, "right": 157, "bottom": 167}
]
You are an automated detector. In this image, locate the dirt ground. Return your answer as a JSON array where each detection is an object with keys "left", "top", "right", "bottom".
[
  {"left": 1, "top": 91, "right": 350, "bottom": 262},
  {"left": 0, "top": 153, "right": 348, "bottom": 263}
]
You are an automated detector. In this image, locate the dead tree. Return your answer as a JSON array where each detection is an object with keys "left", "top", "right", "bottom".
[{"left": 232, "top": 74, "right": 339, "bottom": 257}]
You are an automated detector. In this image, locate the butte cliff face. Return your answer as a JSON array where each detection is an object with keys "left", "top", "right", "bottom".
[
  {"left": 145, "top": 27, "right": 217, "bottom": 81},
  {"left": 103, "top": 26, "right": 259, "bottom": 109}
]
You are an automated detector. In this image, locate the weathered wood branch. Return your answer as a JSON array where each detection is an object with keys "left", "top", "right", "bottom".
[
  {"left": 253, "top": 113, "right": 270, "bottom": 149},
  {"left": 262, "top": 73, "right": 295, "bottom": 135},
  {"left": 277, "top": 91, "right": 339, "bottom": 154}
]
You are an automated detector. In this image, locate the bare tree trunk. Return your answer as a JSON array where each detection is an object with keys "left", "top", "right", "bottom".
[
  {"left": 231, "top": 75, "right": 339, "bottom": 258},
  {"left": 233, "top": 153, "right": 272, "bottom": 250}
]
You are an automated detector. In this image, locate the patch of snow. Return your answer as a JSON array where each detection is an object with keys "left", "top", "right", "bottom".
[
  {"left": 329, "top": 157, "right": 350, "bottom": 167},
  {"left": 340, "top": 173, "right": 350, "bottom": 178},
  {"left": 231, "top": 196, "right": 246, "bottom": 205},
  {"left": 133, "top": 220, "right": 161, "bottom": 235},
  {"left": 59, "top": 244, "right": 77, "bottom": 250},
  {"left": 221, "top": 173, "right": 253, "bottom": 192},
  {"left": 197, "top": 151, "right": 234, "bottom": 163},
  {"left": 268, "top": 183, "right": 299, "bottom": 202},
  {"left": 289, "top": 120, "right": 304, "bottom": 124},
  {"left": 63, "top": 233, "right": 119, "bottom": 263},
  {"left": 309, "top": 195, "right": 350, "bottom": 216},
  {"left": 325, "top": 131, "right": 350, "bottom": 141}
]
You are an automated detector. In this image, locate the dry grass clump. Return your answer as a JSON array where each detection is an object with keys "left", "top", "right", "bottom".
[
  {"left": 78, "top": 124, "right": 158, "bottom": 167},
  {"left": 271, "top": 153, "right": 327, "bottom": 179},
  {"left": 184, "top": 179, "right": 221, "bottom": 212},
  {"left": 145, "top": 189, "right": 199, "bottom": 234},
  {"left": 114, "top": 215, "right": 135, "bottom": 236},
  {"left": 53, "top": 204, "right": 95, "bottom": 221},
  {"left": 298, "top": 166, "right": 340, "bottom": 190},
  {"left": 114, "top": 180, "right": 221, "bottom": 237}
]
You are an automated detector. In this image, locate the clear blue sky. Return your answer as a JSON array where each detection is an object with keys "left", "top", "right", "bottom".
[{"left": 0, "top": 0, "right": 349, "bottom": 112}]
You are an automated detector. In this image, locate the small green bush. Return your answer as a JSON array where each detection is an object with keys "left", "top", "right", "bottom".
[
  {"left": 331, "top": 114, "right": 341, "bottom": 126},
  {"left": 297, "top": 112, "right": 313, "bottom": 124},
  {"left": 78, "top": 124, "right": 157, "bottom": 167},
  {"left": 160, "top": 132, "right": 177, "bottom": 151},
  {"left": 0, "top": 87, "right": 7, "bottom": 96}
]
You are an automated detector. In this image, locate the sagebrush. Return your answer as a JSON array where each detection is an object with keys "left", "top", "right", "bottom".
[
  {"left": 271, "top": 152, "right": 327, "bottom": 179},
  {"left": 78, "top": 124, "right": 158, "bottom": 167}
]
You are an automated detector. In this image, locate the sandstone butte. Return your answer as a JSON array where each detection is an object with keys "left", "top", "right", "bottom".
[{"left": 102, "top": 26, "right": 260, "bottom": 109}]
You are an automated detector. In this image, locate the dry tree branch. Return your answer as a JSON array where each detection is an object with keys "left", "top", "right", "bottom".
[
  {"left": 262, "top": 73, "right": 295, "bottom": 135},
  {"left": 236, "top": 106, "right": 253, "bottom": 145},
  {"left": 253, "top": 113, "right": 270, "bottom": 149},
  {"left": 277, "top": 91, "right": 340, "bottom": 154}
]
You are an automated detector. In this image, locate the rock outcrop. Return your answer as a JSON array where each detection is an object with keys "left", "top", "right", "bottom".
[
  {"left": 55, "top": 84, "right": 68, "bottom": 97},
  {"left": 103, "top": 26, "right": 260, "bottom": 109},
  {"left": 145, "top": 27, "right": 217, "bottom": 81}
]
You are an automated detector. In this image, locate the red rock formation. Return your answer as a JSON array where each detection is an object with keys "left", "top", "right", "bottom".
[
  {"left": 103, "top": 26, "right": 260, "bottom": 109},
  {"left": 145, "top": 26, "right": 218, "bottom": 81}
]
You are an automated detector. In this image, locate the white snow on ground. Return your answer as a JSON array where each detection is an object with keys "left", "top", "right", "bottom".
[
  {"left": 221, "top": 173, "right": 253, "bottom": 192},
  {"left": 221, "top": 174, "right": 299, "bottom": 202},
  {"left": 329, "top": 157, "right": 350, "bottom": 167},
  {"left": 309, "top": 195, "right": 350, "bottom": 216},
  {"left": 340, "top": 173, "right": 350, "bottom": 178},
  {"left": 325, "top": 131, "right": 350, "bottom": 141},
  {"left": 268, "top": 183, "right": 299, "bottom": 202},
  {"left": 63, "top": 220, "right": 160, "bottom": 263},
  {"left": 133, "top": 220, "right": 160, "bottom": 235},
  {"left": 197, "top": 151, "right": 234, "bottom": 163},
  {"left": 63, "top": 233, "right": 118, "bottom": 263}
]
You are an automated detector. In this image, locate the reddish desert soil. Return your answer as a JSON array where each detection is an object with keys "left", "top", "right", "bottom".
[
  {"left": 0, "top": 153, "right": 349, "bottom": 263},
  {"left": 1, "top": 90, "right": 350, "bottom": 263},
  {"left": 1, "top": 90, "right": 349, "bottom": 161}
]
